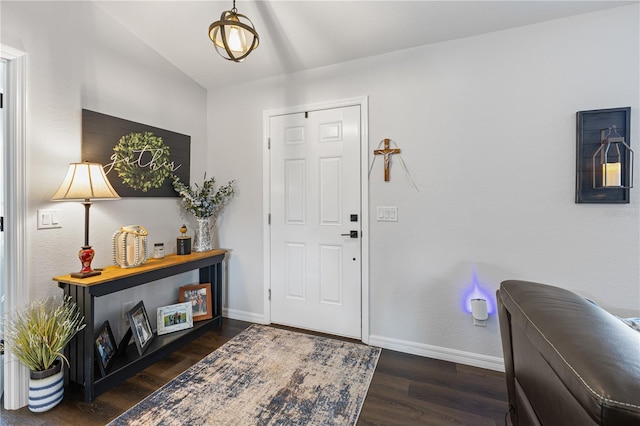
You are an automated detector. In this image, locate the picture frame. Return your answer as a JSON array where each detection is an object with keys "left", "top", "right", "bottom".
[
  {"left": 179, "top": 283, "right": 213, "bottom": 322},
  {"left": 94, "top": 321, "right": 118, "bottom": 376},
  {"left": 576, "top": 107, "right": 631, "bottom": 204},
  {"left": 157, "top": 302, "right": 193, "bottom": 335},
  {"left": 127, "top": 301, "right": 155, "bottom": 356}
]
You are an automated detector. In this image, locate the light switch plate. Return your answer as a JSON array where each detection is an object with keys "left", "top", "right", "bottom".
[
  {"left": 376, "top": 206, "right": 398, "bottom": 222},
  {"left": 37, "top": 209, "right": 62, "bottom": 229}
]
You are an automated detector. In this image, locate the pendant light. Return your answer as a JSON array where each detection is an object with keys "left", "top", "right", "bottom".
[{"left": 208, "top": 0, "right": 259, "bottom": 62}]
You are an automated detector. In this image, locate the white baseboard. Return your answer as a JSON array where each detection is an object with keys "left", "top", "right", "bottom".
[
  {"left": 221, "top": 309, "right": 504, "bottom": 372},
  {"left": 223, "top": 308, "right": 267, "bottom": 324},
  {"left": 368, "top": 334, "right": 505, "bottom": 372}
]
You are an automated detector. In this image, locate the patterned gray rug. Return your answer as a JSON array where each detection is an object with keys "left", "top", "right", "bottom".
[{"left": 108, "top": 324, "right": 381, "bottom": 425}]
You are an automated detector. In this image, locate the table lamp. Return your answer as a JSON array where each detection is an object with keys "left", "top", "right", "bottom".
[{"left": 52, "top": 162, "right": 120, "bottom": 278}]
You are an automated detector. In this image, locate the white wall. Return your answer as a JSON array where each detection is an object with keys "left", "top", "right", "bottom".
[
  {"left": 210, "top": 5, "right": 640, "bottom": 367},
  {"left": 2, "top": 1, "right": 208, "bottom": 340},
  {"left": 3, "top": 0, "right": 638, "bottom": 375}
]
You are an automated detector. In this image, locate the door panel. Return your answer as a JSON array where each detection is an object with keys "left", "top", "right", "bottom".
[
  {"left": 285, "top": 243, "right": 306, "bottom": 299},
  {"left": 319, "top": 244, "right": 342, "bottom": 304},
  {"left": 319, "top": 157, "right": 341, "bottom": 224},
  {"left": 270, "top": 105, "right": 361, "bottom": 338},
  {"left": 285, "top": 160, "right": 305, "bottom": 223}
]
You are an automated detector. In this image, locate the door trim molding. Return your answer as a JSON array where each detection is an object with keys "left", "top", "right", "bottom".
[
  {"left": 1, "top": 44, "right": 29, "bottom": 409},
  {"left": 262, "top": 96, "right": 370, "bottom": 343}
]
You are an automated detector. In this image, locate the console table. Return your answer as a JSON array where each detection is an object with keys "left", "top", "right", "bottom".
[{"left": 53, "top": 249, "right": 227, "bottom": 402}]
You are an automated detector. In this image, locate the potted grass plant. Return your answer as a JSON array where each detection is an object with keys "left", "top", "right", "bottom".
[{"left": 0, "top": 294, "right": 85, "bottom": 412}]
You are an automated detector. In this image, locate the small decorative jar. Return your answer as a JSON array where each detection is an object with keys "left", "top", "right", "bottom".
[
  {"left": 177, "top": 224, "right": 191, "bottom": 255},
  {"left": 153, "top": 243, "right": 165, "bottom": 259}
]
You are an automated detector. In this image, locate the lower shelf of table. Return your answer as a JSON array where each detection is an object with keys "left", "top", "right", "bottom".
[{"left": 88, "top": 315, "right": 222, "bottom": 400}]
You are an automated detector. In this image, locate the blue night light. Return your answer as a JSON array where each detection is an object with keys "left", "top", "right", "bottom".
[{"left": 462, "top": 272, "right": 495, "bottom": 315}]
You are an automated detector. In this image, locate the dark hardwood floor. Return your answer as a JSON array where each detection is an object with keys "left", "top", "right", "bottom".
[{"left": 0, "top": 319, "right": 509, "bottom": 425}]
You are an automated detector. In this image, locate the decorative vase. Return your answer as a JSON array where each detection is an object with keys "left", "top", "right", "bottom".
[
  {"left": 29, "top": 360, "right": 63, "bottom": 412},
  {"left": 193, "top": 217, "right": 213, "bottom": 252}
]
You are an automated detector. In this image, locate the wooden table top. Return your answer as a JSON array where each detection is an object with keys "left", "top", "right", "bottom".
[{"left": 52, "top": 249, "right": 227, "bottom": 287}]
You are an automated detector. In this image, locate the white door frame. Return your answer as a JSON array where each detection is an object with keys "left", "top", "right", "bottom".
[
  {"left": 1, "top": 44, "right": 29, "bottom": 410},
  {"left": 262, "top": 96, "right": 369, "bottom": 344}
]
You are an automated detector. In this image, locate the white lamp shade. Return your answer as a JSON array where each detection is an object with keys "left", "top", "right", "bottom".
[{"left": 52, "top": 162, "right": 120, "bottom": 201}]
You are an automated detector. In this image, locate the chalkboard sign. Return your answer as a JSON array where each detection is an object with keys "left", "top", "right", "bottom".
[{"left": 82, "top": 109, "right": 190, "bottom": 197}]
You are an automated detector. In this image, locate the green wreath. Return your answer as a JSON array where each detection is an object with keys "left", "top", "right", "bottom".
[{"left": 113, "top": 131, "right": 172, "bottom": 192}]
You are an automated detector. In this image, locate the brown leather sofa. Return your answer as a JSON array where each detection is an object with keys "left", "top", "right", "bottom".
[{"left": 497, "top": 280, "right": 640, "bottom": 425}]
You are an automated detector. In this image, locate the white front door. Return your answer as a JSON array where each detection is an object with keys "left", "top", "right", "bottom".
[{"left": 269, "top": 105, "right": 362, "bottom": 338}]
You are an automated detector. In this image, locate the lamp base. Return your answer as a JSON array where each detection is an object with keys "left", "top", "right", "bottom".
[
  {"left": 72, "top": 245, "right": 101, "bottom": 278},
  {"left": 71, "top": 270, "right": 101, "bottom": 279}
]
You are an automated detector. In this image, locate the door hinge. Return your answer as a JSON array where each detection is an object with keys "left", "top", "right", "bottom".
[
  {"left": 268, "top": 289, "right": 271, "bottom": 301},
  {"left": 304, "top": 111, "right": 308, "bottom": 119},
  {"left": 268, "top": 213, "right": 271, "bottom": 225},
  {"left": 0, "top": 216, "right": 3, "bottom": 232},
  {"left": 267, "top": 138, "right": 271, "bottom": 150}
]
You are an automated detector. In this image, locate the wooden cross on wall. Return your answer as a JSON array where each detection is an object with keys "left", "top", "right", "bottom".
[{"left": 373, "top": 139, "right": 401, "bottom": 181}]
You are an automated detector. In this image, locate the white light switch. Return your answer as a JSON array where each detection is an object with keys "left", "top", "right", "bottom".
[
  {"left": 376, "top": 206, "right": 398, "bottom": 222},
  {"left": 37, "top": 209, "right": 62, "bottom": 229}
]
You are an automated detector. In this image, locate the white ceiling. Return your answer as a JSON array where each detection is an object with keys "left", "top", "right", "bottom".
[{"left": 95, "top": 1, "right": 636, "bottom": 90}]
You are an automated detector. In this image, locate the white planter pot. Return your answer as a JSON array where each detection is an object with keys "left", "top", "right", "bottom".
[{"left": 28, "top": 361, "right": 64, "bottom": 412}]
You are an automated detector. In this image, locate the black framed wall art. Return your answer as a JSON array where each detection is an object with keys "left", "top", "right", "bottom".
[
  {"left": 576, "top": 107, "right": 631, "bottom": 203},
  {"left": 82, "top": 109, "right": 191, "bottom": 197}
]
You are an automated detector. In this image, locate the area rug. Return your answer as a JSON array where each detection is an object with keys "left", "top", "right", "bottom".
[{"left": 108, "top": 324, "right": 381, "bottom": 425}]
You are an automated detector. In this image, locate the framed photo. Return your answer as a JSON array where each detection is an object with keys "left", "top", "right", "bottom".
[
  {"left": 94, "top": 321, "right": 118, "bottom": 376},
  {"left": 179, "top": 283, "right": 213, "bottom": 322},
  {"left": 157, "top": 302, "right": 193, "bottom": 335},
  {"left": 127, "top": 301, "right": 155, "bottom": 356}
]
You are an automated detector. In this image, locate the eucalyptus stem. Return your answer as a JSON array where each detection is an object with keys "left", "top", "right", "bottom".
[{"left": 173, "top": 174, "right": 236, "bottom": 219}]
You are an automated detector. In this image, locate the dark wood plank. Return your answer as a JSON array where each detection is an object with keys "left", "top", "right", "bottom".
[
  {"left": 0, "top": 319, "right": 509, "bottom": 426},
  {"left": 358, "top": 349, "right": 508, "bottom": 426}
]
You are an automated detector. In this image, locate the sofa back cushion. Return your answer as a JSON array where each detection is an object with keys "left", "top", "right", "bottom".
[{"left": 498, "top": 280, "right": 640, "bottom": 425}]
